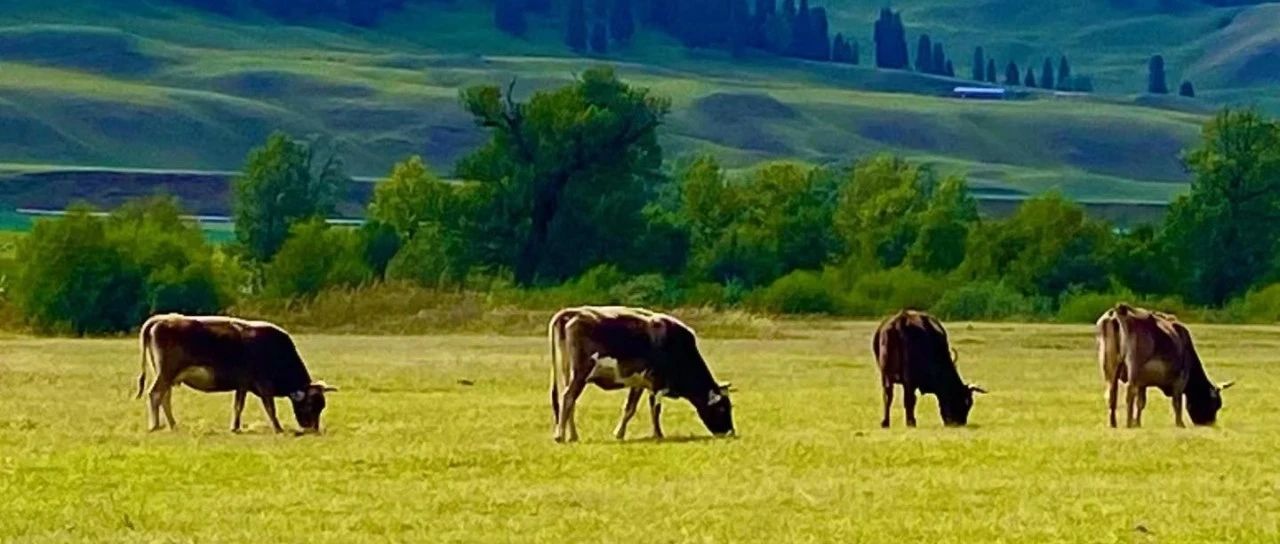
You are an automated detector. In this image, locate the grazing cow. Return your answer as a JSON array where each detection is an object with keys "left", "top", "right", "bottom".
[
  {"left": 548, "top": 306, "right": 735, "bottom": 442},
  {"left": 1098, "top": 304, "right": 1233, "bottom": 428},
  {"left": 872, "top": 310, "right": 985, "bottom": 427},
  {"left": 136, "top": 314, "right": 337, "bottom": 434}
]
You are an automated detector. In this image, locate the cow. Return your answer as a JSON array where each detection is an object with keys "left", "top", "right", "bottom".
[
  {"left": 872, "top": 310, "right": 985, "bottom": 427},
  {"left": 1097, "top": 304, "right": 1233, "bottom": 428},
  {"left": 135, "top": 313, "right": 337, "bottom": 434},
  {"left": 547, "top": 306, "right": 735, "bottom": 443}
]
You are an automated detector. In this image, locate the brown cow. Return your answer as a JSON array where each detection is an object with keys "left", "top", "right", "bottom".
[
  {"left": 136, "top": 314, "right": 337, "bottom": 434},
  {"left": 1098, "top": 304, "right": 1233, "bottom": 428},
  {"left": 548, "top": 306, "right": 735, "bottom": 442},
  {"left": 872, "top": 310, "right": 985, "bottom": 427}
]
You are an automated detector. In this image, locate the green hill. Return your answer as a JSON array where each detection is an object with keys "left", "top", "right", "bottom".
[{"left": 0, "top": 0, "right": 1274, "bottom": 205}]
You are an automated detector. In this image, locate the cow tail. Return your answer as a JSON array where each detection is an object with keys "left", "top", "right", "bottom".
[
  {"left": 135, "top": 318, "right": 154, "bottom": 400},
  {"left": 548, "top": 311, "right": 564, "bottom": 420}
]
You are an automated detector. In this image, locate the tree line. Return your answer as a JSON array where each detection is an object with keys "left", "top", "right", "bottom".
[{"left": 8, "top": 68, "right": 1278, "bottom": 334}]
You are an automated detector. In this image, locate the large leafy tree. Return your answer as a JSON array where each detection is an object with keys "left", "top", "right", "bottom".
[
  {"left": 232, "top": 132, "right": 347, "bottom": 264},
  {"left": 1161, "top": 109, "right": 1280, "bottom": 304},
  {"left": 906, "top": 176, "right": 978, "bottom": 273},
  {"left": 834, "top": 155, "right": 932, "bottom": 268},
  {"left": 457, "top": 68, "right": 670, "bottom": 284}
]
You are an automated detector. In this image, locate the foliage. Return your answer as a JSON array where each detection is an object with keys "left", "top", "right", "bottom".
[
  {"left": 1229, "top": 283, "right": 1280, "bottom": 323},
  {"left": 1180, "top": 81, "right": 1196, "bottom": 98},
  {"left": 1160, "top": 109, "right": 1280, "bottom": 305},
  {"left": 751, "top": 269, "right": 844, "bottom": 315},
  {"left": 264, "top": 220, "right": 369, "bottom": 300},
  {"left": 16, "top": 199, "right": 227, "bottom": 335},
  {"left": 232, "top": 132, "right": 348, "bottom": 264},
  {"left": 834, "top": 155, "right": 933, "bottom": 269},
  {"left": 932, "top": 281, "right": 1041, "bottom": 321},
  {"left": 1148, "top": 54, "right": 1168, "bottom": 94},
  {"left": 846, "top": 267, "right": 947, "bottom": 317},
  {"left": 457, "top": 66, "right": 670, "bottom": 285}
]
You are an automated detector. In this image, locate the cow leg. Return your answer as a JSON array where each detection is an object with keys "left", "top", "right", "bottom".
[
  {"left": 1172, "top": 392, "right": 1186, "bottom": 428},
  {"left": 556, "top": 369, "right": 590, "bottom": 443},
  {"left": 1125, "top": 384, "right": 1139, "bottom": 428},
  {"left": 1106, "top": 372, "right": 1121, "bottom": 429},
  {"left": 614, "top": 388, "right": 643, "bottom": 440},
  {"left": 902, "top": 386, "right": 918, "bottom": 428},
  {"left": 146, "top": 382, "right": 168, "bottom": 432},
  {"left": 160, "top": 389, "right": 178, "bottom": 431},
  {"left": 260, "top": 396, "right": 285, "bottom": 434},
  {"left": 881, "top": 382, "right": 894, "bottom": 428},
  {"left": 649, "top": 391, "right": 664, "bottom": 439},
  {"left": 231, "top": 390, "right": 247, "bottom": 433},
  {"left": 550, "top": 382, "right": 561, "bottom": 435}
]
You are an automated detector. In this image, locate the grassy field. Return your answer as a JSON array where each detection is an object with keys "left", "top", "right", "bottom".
[{"left": 1, "top": 320, "right": 1277, "bottom": 542}]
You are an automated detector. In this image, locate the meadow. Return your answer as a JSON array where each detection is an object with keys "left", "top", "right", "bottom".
[{"left": 2, "top": 319, "right": 1278, "bottom": 542}]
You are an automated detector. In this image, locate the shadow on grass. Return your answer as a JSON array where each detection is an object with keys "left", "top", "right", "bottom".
[{"left": 582, "top": 434, "right": 738, "bottom": 446}]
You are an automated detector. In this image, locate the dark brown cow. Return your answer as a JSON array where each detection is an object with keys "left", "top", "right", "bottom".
[
  {"left": 872, "top": 310, "right": 985, "bottom": 427},
  {"left": 548, "top": 306, "right": 735, "bottom": 442},
  {"left": 1099, "top": 304, "right": 1233, "bottom": 428},
  {"left": 136, "top": 314, "right": 337, "bottom": 434}
]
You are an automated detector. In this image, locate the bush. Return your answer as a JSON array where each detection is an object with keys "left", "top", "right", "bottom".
[
  {"left": 846, "top": 268, "right": 946, "bottom": 317},
  {"left": 1228, "top": 284, "right": 1280, "bottom": 323},
  {"left": 932, "top": 281, "right": 1041, "bottom": 321},
  {"left": 264, "top": 220, "right": 370, "bottom": 299},
  {"left": 608, "top": 274, "right": 679, "bottom": 308},
  {"left": 751, "top": 270, "right": 845, "bottom": 315},
  {"left": 1055, "top": 291, "right": 1124, "bottom": 323},
  {"left": 386, "top": 224, "right": 467, "bottom": 288},
  {"left": 15, "top": 199, "right": 228, "bottom": 335}
]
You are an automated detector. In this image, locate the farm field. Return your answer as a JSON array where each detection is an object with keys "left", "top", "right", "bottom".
[{"left": 2, "top": 320, "right": 1279, "bottom": 542}]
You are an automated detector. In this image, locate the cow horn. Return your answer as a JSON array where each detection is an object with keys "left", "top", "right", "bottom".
[
  {"left": 970, "top": 384, "right": 988, "bottom": 394},
  {"left": 718, "top": 381, "right": 735, "bottom": 392},
  {"left": 951, "top": 348, "right": 960, "bottom": 364},
  {"left": 1219, "top": 381, "right": 1236, "bottom": 390}
]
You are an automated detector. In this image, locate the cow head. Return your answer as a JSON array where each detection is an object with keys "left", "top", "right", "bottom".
[
  {"left": 289, "top": 381, "right": 337, "bottom": 433},
  {"left": 940, "top": 384, "right": 986, "bottom": 427},
  {"left": 1186, "top": 381, "right": 1234, "bottom": 426},
  {"left": 692, "top": 382, "right": 736, "bottom": 437}
]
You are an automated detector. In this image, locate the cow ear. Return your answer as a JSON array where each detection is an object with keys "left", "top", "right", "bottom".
[
  {"left": 312, "top": 380, "right": 338, "bottom": 393},
  {"left": 1219, "top": 381, "right": 1235, "bottom": 390},
  {"left": 288, "top": 390, "right": 306, "bottom": 402}
]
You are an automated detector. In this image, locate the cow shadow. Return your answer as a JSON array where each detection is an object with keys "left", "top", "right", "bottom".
[{"left": 596, "top": 435, "right": 733, "bottom": 446}]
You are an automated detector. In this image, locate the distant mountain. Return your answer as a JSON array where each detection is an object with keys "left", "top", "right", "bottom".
[{"left": 0, "top": 0, "right": 1274, "bottom": 204}]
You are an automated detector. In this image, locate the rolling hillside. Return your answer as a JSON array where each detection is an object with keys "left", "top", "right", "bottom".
[{"left": 0, "top": 0, "right": 1276, "bottom": 206}]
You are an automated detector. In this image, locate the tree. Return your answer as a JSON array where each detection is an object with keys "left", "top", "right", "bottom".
[
  {"left": 987, "top": 59, "right": 997, "bottom": 83},
  {"left": 906, "top": 176, "right": 978, "bottom": 273},
  {"left": 232, "top": 132, "right": 347, "bottom": 264},
  {"left": 368, "top": 156, "right": 455, "bottom": 241},
  {"left": 945, "top": 60, "right": 954, "bottom": 77},
  {"left": 932, "top": 42, "right": 946, "bottom": 75},
  {"left": 850, "top": 37, "right": 860, "bottom": 65},
  {"left": 789, "top": 0, "right": 812, "bottom": 57},
  {"left": 566, "top": 0, "right": 588, "bottom": 52},
  {"left": 782, "top": 0, "right": 796, "bottom": 18},
  {"left": 972, "top": 46, "right": 985, "bottom": 81},
  {"left": 264, "top": 219, "right": 369, "bottom": 299},
  {"left": 809, "top": 7, "right": 830, "bottom": 60},
  {"left": 762, "top": 13, "right": 791, "bottom": 54},
  {"left": 729, "top": 0, "right": 751, "bottom": 57},
  {"left": 834, "top": 155, "right": 932, "bottom": 268},
  {"left": 590, "top": 21, "right": 609, "bottom": 53},
  {"left": 915, "top": 34, "right": 933, "bottom": 73},
  {"left": 1148, "top": 54, "right": 1168, "bottom": 94},
  {"left": 1180, "top": 80, "right": 1196, "bottom": 97},
  {"left": 457, "top": 68, "right": 671, "bottom": 284},
  {"left": 874, "top": 8, "right": 908, "bottom": 69},
  {"left": 610, "top": 0, "right": 635, "bottom": 44},
  {"left": 1160, "top": 109, "right": 1280, "bottom": 304},
  {"left": 832, "top": 33, "right": 849, "bottom": 62},
  {"left": 1024, "top": 66, "right": 1037, "bottom": 87},
  {"left": 1057, "top": 56, "right": 1072, "bottom": 90},
  {"left": 494, "top": 0, "right": 526, "bottom": 36},
  {"left": 1041, "top": 57, "right": 1055, "bottom": 90},
  {"left": 1005, "top": 61, "right": 1020, "bottom": 86}
]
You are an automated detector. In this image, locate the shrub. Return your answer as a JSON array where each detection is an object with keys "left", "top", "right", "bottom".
[
  {"left": 608, "top": 274, "right": 679, "bottom": 308},
  {"left": 1055, "top": 291, "right": 1125, "bottom": 323},
  {"left": 386, "top": 224, "right": 467, "bottom": 288},
  {"left": 932, "top": 281, "right": 1041, "bottom": 321},
  {"left": 846, "top": 268, "right": 946, "bottom": 317},
  {"left": 1228, "top": 284, "right": 1280, "bottom": 323},
  {"left": 751, "top": 270, "right": 845, "bottom": 315},
  {"left": 265, "top": 220, "right": 370, "bottom": 299}
]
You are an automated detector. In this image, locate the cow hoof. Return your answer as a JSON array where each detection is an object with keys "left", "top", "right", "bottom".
[{"left": 880, "top": 420, "right": 890, "bottom": 429}]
